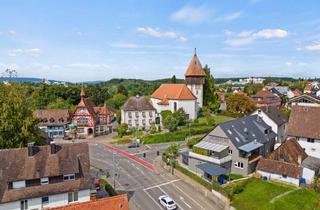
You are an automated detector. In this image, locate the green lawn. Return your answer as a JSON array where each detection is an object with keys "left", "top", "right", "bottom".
[
  {"left": 224, "top": 178, "right": 320, "bottom": 210},
  {"left": 197, "top": 115, "right": 234, "bottom": 124}
]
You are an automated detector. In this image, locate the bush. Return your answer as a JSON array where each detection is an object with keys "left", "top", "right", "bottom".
[
  {"left": 187, "top": 137, "right": 202, "bottom": 149},
  {"left": 115, "top": 136, "right": 132, "bottom": 144},
  {"left": 99, "top": 179, "right": 117, "bottom": 196},
  {"left": 222, "top": 173, "right": 244, "bottom": 181},
  {"left": 220, "top": 110, "right": 244, "bottom": 118}
]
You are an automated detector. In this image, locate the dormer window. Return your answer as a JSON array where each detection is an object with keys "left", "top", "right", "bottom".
[
  {"left": 13, "top": 180, "right": 26, "bottom": 189},
  {"left": 63, "top": 174, "right": 75, "bottom": 181},
  {"left": 41, "top": 177, "right": 49, "bottom": 185},
  {"left": 49, "top": 118, "right": 55, "bottom": 123},
  {"left": 58, "top": 118, "right": 64, "bottom": 123}
]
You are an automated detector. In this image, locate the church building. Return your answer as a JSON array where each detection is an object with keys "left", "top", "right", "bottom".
[{"left": 150, "top": 51, "right": 206, "bottom": 121}]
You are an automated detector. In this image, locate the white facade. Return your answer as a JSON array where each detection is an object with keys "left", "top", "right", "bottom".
[
  {"left": 121, "top": 109, "right": 156, "bottom": 129},
  {"left": 187, "top": 84, "right": 203, "bottom": 108},
  {"left": 302, "top": 167, "right": 315, "bottom": 184},
  {"left": 0, "top": 189, "right": 90, "bottom": 210},
  {"left": 257, "top": 170, "right": 300, "bottom": 186},
  {"left": 297, "top": 138, "right": 320, "bottom": 158},
  {"left": 251, "top": 110, "right": 287, "bottom": 143},
  {"left": 150, "top": 98, "right": 197, "bottom": 120}
]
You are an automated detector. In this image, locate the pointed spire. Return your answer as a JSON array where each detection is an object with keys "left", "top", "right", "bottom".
[
  {"left": 80, "top": 86, "right": 86, "bottom": 98},
  {"left": 194, "top": 48, "right": 197, "bottom": 56},
  {"left": 184, "top": 50, "right": 206, "bottom": 77}
]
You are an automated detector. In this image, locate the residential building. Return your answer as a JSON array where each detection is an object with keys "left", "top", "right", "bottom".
[
  {"left": 287, "top": 89, "right": 302, "bottom": 99},
  {"left": 257, "top": 139, "right": 318, "bottom": 186},
  {"left": 287, "top": 105, "right": 320, "bottom": 158},
  {"left": 0, "top": 143, "right": 91, "bottom": 210},
  {"left": 121, "top": 95, "right": 156, "bottom": 129},
  {"left": 49, "top": 194, "right": 129, "bottom": 210},
  {"left": 71, "top": 88, "right": 113, "bottom": 137},
  {"left": 184, "top": 115, "right": 276, "bottom": 177},
  {"left": 33, "top": 109, "right": 71, "bottom": 138},
  {"left": 288, "top": 94, "right": 320, "bottom": 107},
  {"left": 251, "top": 90, "right": 281, "bottom": 109},
  {"left": 267, "top": 86, "right": 289, "bottom": 97},
  {"left": 150, "top": 52, "right": 206, "bottom": 121},
  {"left": 304, "top": 82, "right": 319, "bottom": 94},
  {"left": 251, "top": 107, "right": 287, "bottom": 143}
]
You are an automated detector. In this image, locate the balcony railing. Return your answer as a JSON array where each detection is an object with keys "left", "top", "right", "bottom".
[{"left": 189, "top": 152, "right": 232, "bottom": 165}]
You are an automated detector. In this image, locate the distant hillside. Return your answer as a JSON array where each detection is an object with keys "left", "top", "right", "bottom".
[{"left": 0, "top": 77, "right": 67, "bottom": 84}]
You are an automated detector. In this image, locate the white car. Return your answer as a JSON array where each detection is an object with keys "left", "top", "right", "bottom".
[{"left": 158, "top": 195, "right": 177, "bottom": 210}]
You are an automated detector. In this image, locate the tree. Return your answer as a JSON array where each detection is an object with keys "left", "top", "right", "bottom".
[
  {"left": 173, "top": 108, "right": 187, "bottom": 126},
  {"left": 203, "top": 65, "right": 220, "bottom": 111},
  {"left": 105, "top": 93, "right": 127, "bottom": 109},
  {"left": 47, "top": 97, "right": 73, "bottom": 109},
  {"left": 117, "top": 85, "right": 128, "bottom": 96},
  {"left": 167, "top": 143, "right": 180, "bottom": 157},
  {"left": 0, "top": 84, "right": 41, "bottom": 149},
  {"left": 226, "top": 93, "right": 257, "bottom": 114},
  {"left": 162, "top": 114, "right": 179, "bottom": 132},
  {"left": 171, "top": 75, "right": 177, "bottom": 83},
  {"left": 116, "top": 123, "right": 128, "bottom": 137},
  {"left": 244, "top": 82, "right": 263, "bottom": 96},
  {"left": 203, "top": 107, "right": 215, "bottom": 125}
]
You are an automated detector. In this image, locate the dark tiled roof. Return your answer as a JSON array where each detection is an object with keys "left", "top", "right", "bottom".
[
  {"left": 259, "top": 106, "right": 287, "bottom": 125},
  {"left": 122, "top": 96, "right": 155, "bottom": 111},
  {"left": 267, "top": 139, "right": 307, "bottom": 164},
  {"left": 257, "top": 158, "right": 302, "bottom": 179},
  {"left": 196, "top": 163, "right": 228, "bottom": 176},
  {"left": 218, "top": 115, "right": 276, "bottom": 148},
  {"left": 33, "top": 109, "right": 71, "bottom": 126},
  {"left": 289, "top": 94, "right": 320, "bottom": 104},
  {"left": 0, "top": 143, "right": 90, "bottom": 203},
  {"left": 287, "top": 105, "right": 320, "bottom": 139}
]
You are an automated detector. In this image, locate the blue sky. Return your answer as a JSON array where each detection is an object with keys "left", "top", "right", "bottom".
[{"left": 0, "top": 0, "right": 320, "bottom": 82}]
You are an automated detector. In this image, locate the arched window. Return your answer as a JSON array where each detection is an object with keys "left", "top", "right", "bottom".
[
  {"left": 43, "top": 118, "right": 48, "bottom": 123},
  {"left": 173, "top": 102, "right": 177, "bottom": 112},
  {"left": 58, "top": 118, "right": 64, "bottom": 123},
  {"left": 49, "top": 118, "right": 55, "bottom": 123}
]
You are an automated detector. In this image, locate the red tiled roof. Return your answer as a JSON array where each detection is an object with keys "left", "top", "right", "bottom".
[
  {"left": 184, "top": 54, "right": 206, "bottom": 77},
  {"left": 293, "top": 89, "right": 302, "bottom": 97},
  {"left": 33, "top": 109, "right": 71, "bottom": 126},
  {"left": 151, "top": 84, "right": 196, "bottom": 100},
  {"left": 251, "top": 90, "right": 281, "bottom": 108},
  {"left": 50, "top": 194, "right": 129, "bottom": 210},
  {"left": 287, "top": 105, "right": 320, "bottom": 139}
]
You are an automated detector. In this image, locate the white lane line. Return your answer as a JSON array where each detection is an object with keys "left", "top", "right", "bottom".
[
  {"left": 172, "top": 183, "right": 205, "bottom": 210},
  {"left": 143, "top": 179, "right": 180, "bottom": 190},
  {"left": 180, "top": 196, "right": 192, "bottom": 208},
  {"left": 143, "top": 189, "right": 163, "bottom": 210},
  {"left": 157, "top": 186, "right": 185, "bottom": 210}
]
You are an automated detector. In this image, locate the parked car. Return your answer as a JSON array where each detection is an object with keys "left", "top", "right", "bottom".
[
  {"left": 128, "top": 142, "right": 139, "bottom": 148},
  {"left": 158, "top": 195, "right": 177, "bottom": 210}
]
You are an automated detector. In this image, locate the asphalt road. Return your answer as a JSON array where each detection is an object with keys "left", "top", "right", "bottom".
[{"left": 89, "top": 142, "right": 221, "bottom": 210}]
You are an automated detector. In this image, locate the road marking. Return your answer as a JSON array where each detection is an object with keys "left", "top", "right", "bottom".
[
  {"left": 143, "top": 189, "right": 163, "bottom": 210},
  {"left": 180, "top": 196, "right": 192, "bottom": 208},
  {"left": 157, "top": 186, "right": 185, "bottom": 210},
  {"left": 173, "top": 183, "right": 205, "bottom": 210},
  {"left": 144, "top": 179, "right": 180, "bottom": 190}
]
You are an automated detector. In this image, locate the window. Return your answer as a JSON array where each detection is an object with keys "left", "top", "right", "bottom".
[
  {"left": 42, "top": 196, "right": 49, "bottom": 205},
  {"left": 63, "top": 174, "right": 75, "bottom": 181},
  {"left": 20, "top": 200, "right": 28, "bottom": 210},
  {"left": 41, "top": 177, "right": 49, "bottom": 185},
  {"left": 307, "top": 138, "right": 315, "bottom": 143},
  {"left": 135, "top": 112, "right": 139, "bottom": 118},
  {"left": 234, "top": 162, "right": 244, "bottom": 169},
  {"left": 173, "top": 102, "right": 177, "bottom": 112},
  {"left": 142, "top": 112, "right": 146, "bottom": 118},
  {"left": 49, "top": 118, "right": 55, "bottom": 123},
  {"left": 68, "top": 192, "right": 78, "bottom": 203},
  {"left": 228, "top": 149, "right": 232, "bottom": 155},
  {"left": 282, "top": 174, "right": 287, "bottom": 178},
  {"left": 142, "top": 119, "right": 146, "bottom": 125},
  {"left": 13, "top": 180, "right": 26, "bottom": 189},
  {"left": 149, "top": 111, "right": 153, "bottom": 117}
]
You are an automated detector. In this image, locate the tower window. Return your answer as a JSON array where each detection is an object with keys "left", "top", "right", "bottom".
[{"left": 173, "top": 102, "right": 177, "bottom": 112}]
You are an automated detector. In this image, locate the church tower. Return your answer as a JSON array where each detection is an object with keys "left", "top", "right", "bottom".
[{"left": 185, "top": 49, "right": 206, "bottom": 108}]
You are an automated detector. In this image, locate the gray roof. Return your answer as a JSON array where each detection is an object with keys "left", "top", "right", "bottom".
[
  {"left": 194, "top": 141, "right": 228, "bottom": 152},
  {"left": 273, "top": 86, "right": 289, "bottom": 95},
  {"left": 302, "top": 156, "right": 320, "bottom": 174},
  {"left": 238, "top": 141, "right": 263, "bottom": 152},
  {"left": 122, "top": 96, "right": 155, "bottom": 111},
  {"left": 259, "top": 106, "right": 287, "bottom": 126},
  {"left": 196, "top": 163, "right": 228, "bottom": 176},
  {"left": 218, "top": 115, "right": 276, "bottom": 149}
]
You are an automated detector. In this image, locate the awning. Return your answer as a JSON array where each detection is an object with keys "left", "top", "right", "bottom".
[
  {"left": 194, "top": 141, "right": 228, "bottom": 152},
  {"left": 238, "top": 141, "right": 263, "bottom": 152},
  {"left": 196, "top": 163, "right": 228, "bottom": 176}
]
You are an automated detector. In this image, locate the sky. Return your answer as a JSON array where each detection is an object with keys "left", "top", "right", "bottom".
[{"left": 0, "top": 0, "right": 320, "bottom": 82}]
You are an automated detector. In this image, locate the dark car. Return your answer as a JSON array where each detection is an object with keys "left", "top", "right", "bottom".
[{"left": 128, "top": 142, "right": 140, "bottom": 148}]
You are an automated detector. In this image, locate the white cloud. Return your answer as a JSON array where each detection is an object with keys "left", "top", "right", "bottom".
[
  {"left": 136, "top": 27, "right": 187, "bottom": 41},
  {"left": 76, "top": 31, "right": 83, "bottom": 36},
  {"left": 254, "top": 29, "right": 288, "bottom": 39},
  {"left": 225, "top": 29, "right": 288, "bottom": 46},
  {"left": 216, "top": 11, "right": 242, "bottom": 22},
  {"left": 224, "top": 30, "right": 234, "bottom": 36},
  {"left": 8, "top": 48, "right": 42, "bottom": 57},
  {"left": 170, "top": 6, "right": 211, "bottom": 24},
  {"left": 8, "top": 30, "right": 16, "bottom": 35},
  {"left": 305, "top": 43, "right": 320, "bottom": 51},
  {"left": 286, "top": 61, "right": 293, "bottom": 66}
]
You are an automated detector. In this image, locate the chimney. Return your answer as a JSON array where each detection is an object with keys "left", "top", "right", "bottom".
[
  {"left": 27, "top": 142, "right": 36, "bottom": 157},
  {"left": 50, "top": 142, "right": 57, "bottom": 154}
]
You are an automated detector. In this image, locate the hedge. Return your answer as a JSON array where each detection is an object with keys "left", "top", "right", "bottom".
[
  {"left": 187, "top": 137, "right": 202, "bottom": 149},
  {"left": 99, "top": 179, "right": 117, "bottom": 196},
  {"left": 143, "top": 133, "right": 186, "bottom": 144}
]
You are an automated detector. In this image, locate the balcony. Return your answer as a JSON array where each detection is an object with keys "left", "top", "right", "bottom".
[{"left": 189, "top": 152, "right": 232, "bottom": 165}]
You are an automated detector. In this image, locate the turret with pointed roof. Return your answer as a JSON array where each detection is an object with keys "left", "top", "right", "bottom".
[{"left": 185, "top": 49, "right": 206, "bottom": 108}]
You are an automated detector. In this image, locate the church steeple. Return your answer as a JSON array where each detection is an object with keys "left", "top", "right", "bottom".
[
  {"left": 80, "top": 86, "right": 86, "bottom": 98},
  {"left": 184, "top": 50, "right": 206, "bottom": 77}
]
